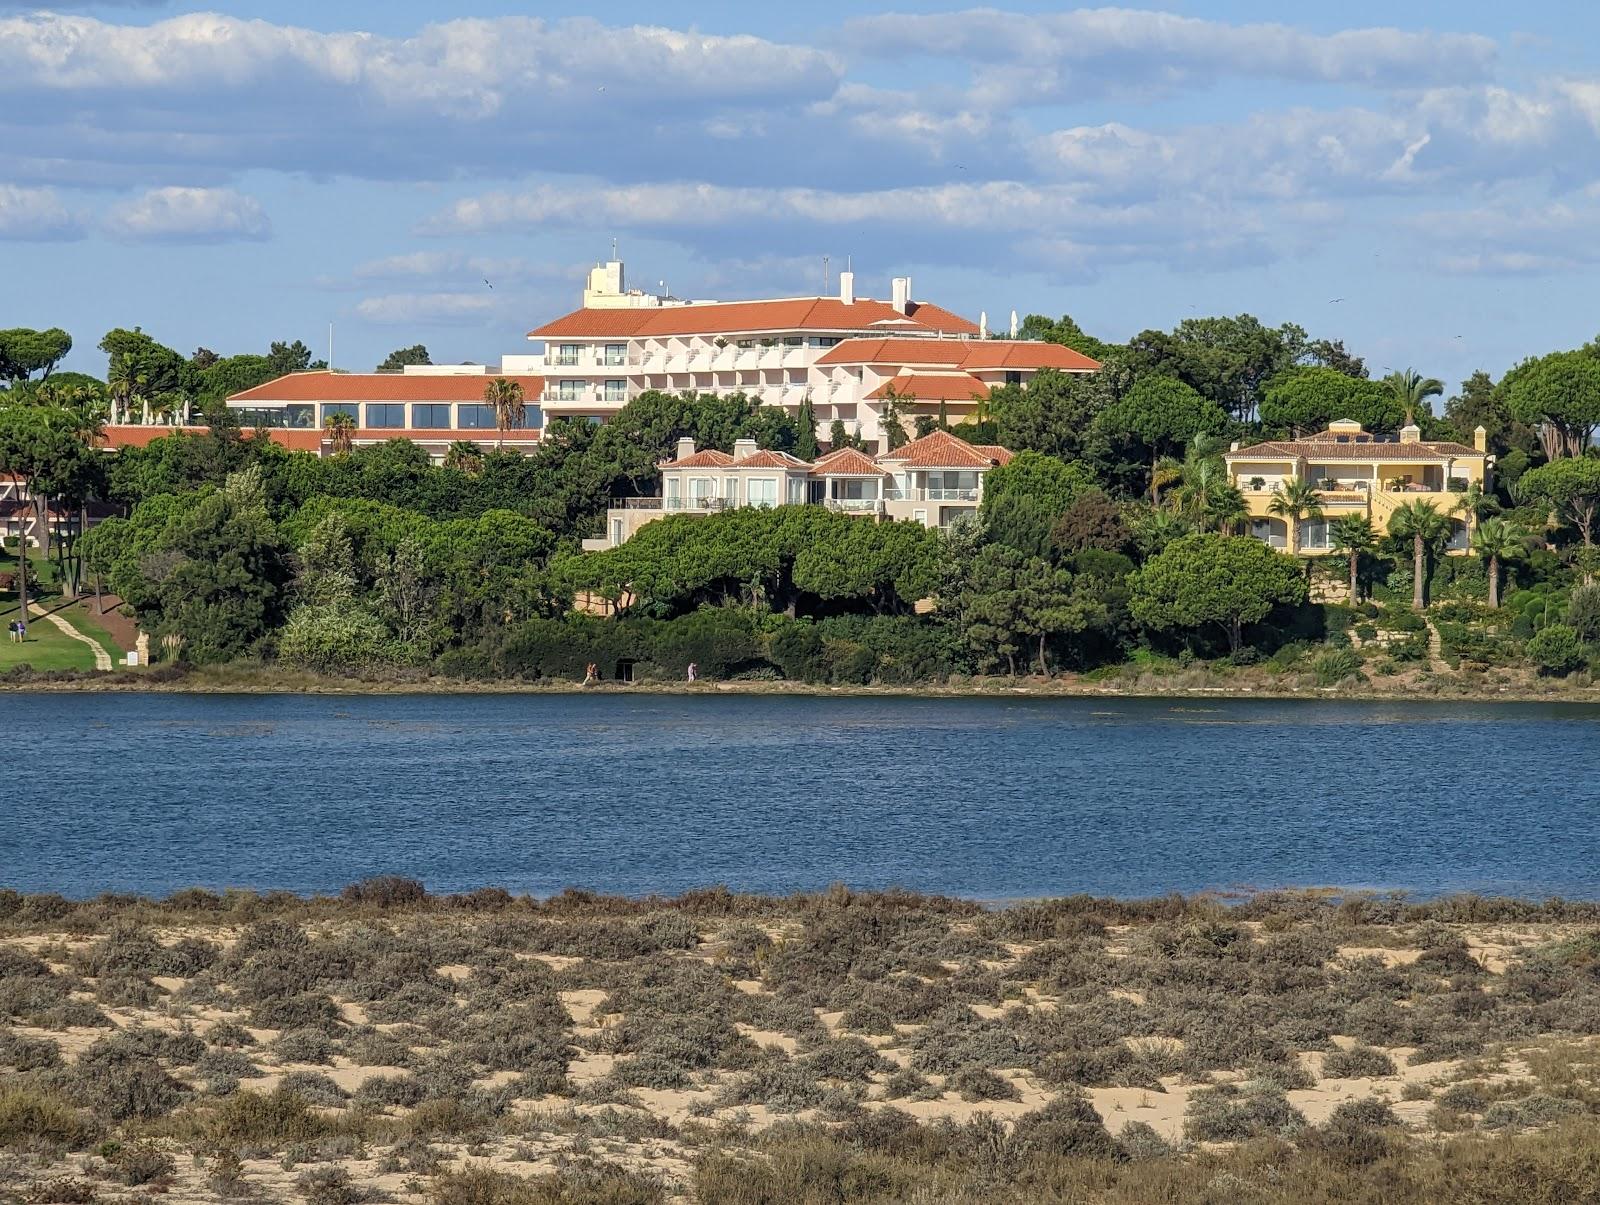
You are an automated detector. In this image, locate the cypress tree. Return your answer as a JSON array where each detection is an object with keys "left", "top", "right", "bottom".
[{"left": 795, "top": 395, "right": 820, "bottom": 461}]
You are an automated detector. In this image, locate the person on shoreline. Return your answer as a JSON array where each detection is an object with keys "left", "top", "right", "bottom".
[
  {"left": 686, "top": 662, "right": 697, "bottom": 683},
  {"left": 583, "top": 662, "right": 598, "bottom": 686}
]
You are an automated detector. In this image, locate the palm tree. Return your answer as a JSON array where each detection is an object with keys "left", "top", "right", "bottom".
[
  {"left": 1471, "top": 517, "right": 1524, "bottom": 608},
  {"left": 1383, "top": 368, "right": 1445, "bottom": 428},
  {"left": 1149, "top": 454, "right": 1184, "bottom": 506},
  {"left": 444, "top": 440, "right": 484, "bottom": 475},
  {"left": 1268, "top": 477, "right": 1324, "bottom": 560},
  {"left": 1458, "top": 479, "right": 1499, "bottom": 530},
  {"left": 1388, "top": 499, "right": 1454, "bottom": 609},
  {"left": 484, "top": 378, "right": 526, "bottom": 451},
  {"left": 1330, "top": 516, "right": 1377, "bottom": 602},
  {"left": 323, "top": 411, "right": 356, "bottom": 455}
]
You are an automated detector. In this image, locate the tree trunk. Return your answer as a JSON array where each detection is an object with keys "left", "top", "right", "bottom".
[
  {"left": 1413, "top": 534, "right": 1425, "bottom": 609},
  {"left": 1005, "top": 651, "right": 1016, "bottom": 677},
  {"left": 1227, "top": 617, "right": 1241, "bottom": 654},
  {"left": 1488, "top": 555, "right": 1500, "bottom": 608},
  {"left": 32, "top": 493, "right": 49, "bottom": 562},
  {"left": 1349, "top": 552, "right": 1359, "bottom": 603},
  {"left": 16, "top": 534, "right": 27, "bottom": 635},
  {"left": 1037, "top": 633, "right": 1049, "bottom": 678}
]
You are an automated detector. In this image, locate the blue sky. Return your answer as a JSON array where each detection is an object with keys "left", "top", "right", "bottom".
[{"left": 5, "top": 2, "right": 1600, "bottom": 389}]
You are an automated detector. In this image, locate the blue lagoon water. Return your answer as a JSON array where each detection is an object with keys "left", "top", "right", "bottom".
[{"left": 3, "top": 692, "right": 1597, "bottom": 900}]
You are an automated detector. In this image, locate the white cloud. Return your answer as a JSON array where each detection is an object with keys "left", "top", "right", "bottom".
[
  {"left": 347, "top": 251, "right": 575, "bottom": 287},
  {"left": 842, "top": 9, "right": 1499, "bottom": 105},
  {"left": 1409, "top": 199, "right": 1600, "bottom": 275},
  {"left": 419, "top": 177, "right": 1342, "bottom": 282},
  {"left": 0, "top": 12, "right": 840, "bottom": 184},
  {"left": 103, "top": 186, "right": 270, "bottom": 242},
  {"left": 353, "top": 292, "right": 496, "bottom": 325},
  {"left": 0, "top": 183, "right": 82, "bottom": 240}
]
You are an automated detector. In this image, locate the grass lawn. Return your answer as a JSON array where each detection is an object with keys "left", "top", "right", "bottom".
[
  {"left": 0, "top": 550, "right": 121, "bottom": 671},
  {"left": 0, "top": 611, "right": 104, "bottom": 671}
]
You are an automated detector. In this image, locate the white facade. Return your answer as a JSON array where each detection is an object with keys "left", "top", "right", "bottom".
[{"left": 529, "top": 263, "right": 1099, "bottom": 450}]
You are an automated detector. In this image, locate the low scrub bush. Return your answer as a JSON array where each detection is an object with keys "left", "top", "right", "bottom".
[
  {"left": 1323, "top": 1046, "right": 1398, "bottom": 1078},
  {"left": 1184, "top": 1083, "right": 1306, "bottom": 1141},
  {"left": 0, "top": 1085, "right": 96, "bottom": 1149}
]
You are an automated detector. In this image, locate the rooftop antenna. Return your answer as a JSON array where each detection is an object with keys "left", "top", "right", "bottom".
[
  {"left": 328, "top": 322, "right": 334, "bottom": 371},
  {"left": 823, "top": 254, "right": 830, "bottom": 294},
  {"left": 611, "top": 236, "right": 618, "bottom": 261}
]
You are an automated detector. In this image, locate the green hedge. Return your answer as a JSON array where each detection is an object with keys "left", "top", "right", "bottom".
[{"left": 437, "top": 610, "right": 956, "bottom": 685}]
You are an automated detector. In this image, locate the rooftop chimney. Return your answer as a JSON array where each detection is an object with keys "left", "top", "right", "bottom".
[
  {"left": 979, "top": 310, "right": 988, "bottom": 339},
  {"left": 675, "top": 437, "right": 695, "bottom": 461},
  {"left": 732, "top": 438, "right": 758, "bottom": 462},
  {"left": 891, "top": 276, "right": 912, "bottom": 314},
  {"left": 1474, "top": 425, "right": 1487, "bottom": 453},
  {"left": 838, "top": 270, "right": 855, "bottom": 305},
  {"left": 1399, "top": 423, "right": 1422, "bottom": 444}
]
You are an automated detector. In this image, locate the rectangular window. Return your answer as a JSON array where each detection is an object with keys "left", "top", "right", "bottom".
[
  {"left": 602, "top": 344, "right": 627, "bottom": 367},
  {"left": 689, "top": 477, "right": 715, "bottom": 505},
  {"left": 321, "top": 403, "right": 358, "bottom": 423},
  {"left": 782, "top": 336, "right": 803, "bottom": 347},
  {"left": 787, "top": 477, "right": 806, "bottom": 505},
  {"left": 807, "top": 337, "right": 842, "bottom": 348},
  {"left": 457, "top": 404, "right": 495, "bottom": 429},
  {"left": 555, "top": 343, "right": 581, "bottom": 367},
  {"left": 366, "top": 403, "right": 405, "bottom": 429},
  {"left": 557, "top": 379, "right": 586, "bottom": 402},
  {"left": 603, "top": 380, "right": 626, "bottom": 402},
  {"left": 748, "top": 478, "right": 777, "bottom": 508},
  {"left": 412, "top": 403, "right": 451, "bottom": 428},
  {"left": 1005, "top": 370, "right": 1023, "bottom": 385},
  {"left": 665, "top": 476, "right": 682, "bottom": 504}
]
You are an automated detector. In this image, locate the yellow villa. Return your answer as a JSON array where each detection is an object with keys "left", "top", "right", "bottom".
[{"left": 1223, "top": 419, "right": 1491, "bottom": 556}]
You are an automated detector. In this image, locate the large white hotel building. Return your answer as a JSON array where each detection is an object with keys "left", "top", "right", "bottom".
[{"left": 104, "top": 259, "right": 1099, "bottom": 458}]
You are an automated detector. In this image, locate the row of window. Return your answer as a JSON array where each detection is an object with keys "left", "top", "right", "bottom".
[
  {"left": 550, "top": 381, "right": 628, "bottom": 402},
  {"left": 316, "top": 402, "right": 542, "bottom": 430},
  {"left": 666, "top": 477, "right": 807, "bottom": 507}
]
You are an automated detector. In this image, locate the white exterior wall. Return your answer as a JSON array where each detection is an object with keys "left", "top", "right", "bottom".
[{"left": 536, "top": 333, "right": 1004, "bottom": 447}]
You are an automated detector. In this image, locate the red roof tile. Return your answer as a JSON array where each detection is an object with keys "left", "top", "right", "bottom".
[
  {"left": 659, "top": 448, "right": 736, "bottom": 469},
  {"left": 974, "top": 445, "right": 1015, "bottom": 466},
  {"left": 227, "top": 371, "right": 544, "bottom": 404},
  {"left": 733, "top": 449, "right": 811, "bottom": 470},
  {"left": 810, "top": 447, "right": 886, "bottom": 477},
  {"left": 866, "top": 372, "right": 989, "bottom": 402},
  {"left": 815, "top": 336, "right": 1099, "bottom": 372},
  {"left": 877, "top": 430, "right": 1010, "bottom": 469},
  {"left": 530, "top": 297, "right": 977, "bottom": 339},
  {"left": 1227, "top": 438, "right": 1484, "bottom": 461}
]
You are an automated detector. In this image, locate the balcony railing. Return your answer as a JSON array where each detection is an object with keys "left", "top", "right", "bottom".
[
  {"left": 886, "top": 487, "right": 980, "bottom": 502},
  {"left": 826, "top": 498, "right": 883, "bottom": 513}
]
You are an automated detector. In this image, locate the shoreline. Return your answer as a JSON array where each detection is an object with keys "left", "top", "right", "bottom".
[{"left": 2, "top": 664, "right": 1598, "bottom": 704}]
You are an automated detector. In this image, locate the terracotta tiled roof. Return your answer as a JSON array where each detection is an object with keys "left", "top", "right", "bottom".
[
  {"left": 529, "top": 298, "right": 978, "bottom": 339},
  {"left": 810, "top": 447, "right": 887, "bottom": 477},
  {"left": 815, "top": 336, "right": 1099, "bottom": 372},
  {"left": 865, "top": 372, "right": 989, "bottom": 402},
  {"left": 1227, "top": 438, "right": 1484, "bottom": 461},
  {"left": 227, "top": 371, "right": 544, "bottom": 404},
  {"left": 659, "top": 449, "right": 736, "bottom": 469},
  {"left": 957, "top": 342, "right": 1101, "bottom": 371},
  {"left": 877, "top": 430, "right": 1009, "bottom": 469},
  {"left": 734, "top": 449, "right": 811, "bottom": 470},
  {"left": 974, "top": 445, "right": 1015, "bottom": 466}
]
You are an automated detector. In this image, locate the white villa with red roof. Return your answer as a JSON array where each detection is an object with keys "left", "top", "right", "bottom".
[
  {"left": 101, "top": 258, "right": 1096, "bottom": 458},
  {"left": 588, "top": 429, "right": 1013, "bottom": 550}
]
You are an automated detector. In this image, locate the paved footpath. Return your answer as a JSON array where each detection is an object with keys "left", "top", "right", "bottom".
[{"left": 29, "top": 603, "right": 114, "bottom": 670}]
